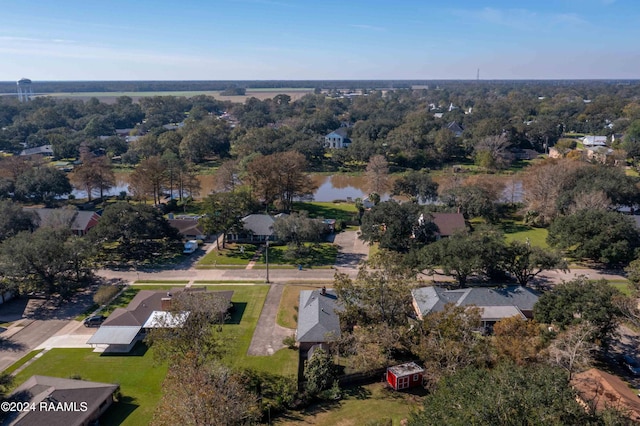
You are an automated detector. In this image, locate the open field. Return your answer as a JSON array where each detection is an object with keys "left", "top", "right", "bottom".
[
  {"left": 276, "top": 382, "right": 423, "bottom": 426},
  {"left": 502, "top": 220, "right": 549, "bottom": 248},
  {"left": 42, "top": 88, "right": 314, "bottom": 103}
]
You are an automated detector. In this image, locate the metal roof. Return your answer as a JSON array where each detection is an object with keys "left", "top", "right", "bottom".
[{"left": 86, "top": 326, "right": 141, "bottom": 345}]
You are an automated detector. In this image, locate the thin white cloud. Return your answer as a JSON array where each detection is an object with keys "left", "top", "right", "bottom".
[
  {"left": 349, "top": 24, "right": 386, "bottom": 32},
  {"left": 452, "top": 7, "right": 589, "bottom": 30}
]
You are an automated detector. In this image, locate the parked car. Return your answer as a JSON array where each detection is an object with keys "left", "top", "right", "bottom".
[
  {"left": 83, "top": 315, "right": 105, "bottom": 327},
  {"left": 621, "top": 355, "right": 640, "bottom": 376}
]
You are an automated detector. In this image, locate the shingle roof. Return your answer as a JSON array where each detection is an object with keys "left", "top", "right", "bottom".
[
  {"left": 297, "top": 289, "right": 342, "bottom": 343},
  {"left": 572, "top": 369, "right": 640, "bottom": 421},
  {"left": 29, "top": 208, "right": 100, "bottom": 233},
  {"left": 327, "top": 127, "right": 348, "bottom": 138},
  {"left": 8, "top": 375, "right": 118, "bottom": 426},
  {"left": 412, "top": 286, "right": 539, "bottom": 319},
  {"left": 431, "top": 213, "right": 466, "bottom": 237},
  {"left": 19, "top": 145, "right": 54, "bottom": 156},
  {"left": 168, "top": 218, "right": 207, "bottom": 237},
  {"left": 241, "top": 214, "right": 276, "bottom": 237}
]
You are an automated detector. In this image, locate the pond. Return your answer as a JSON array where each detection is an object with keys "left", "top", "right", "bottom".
[{"left": 71, "top": 171, "right": 523, "bottom": 204}]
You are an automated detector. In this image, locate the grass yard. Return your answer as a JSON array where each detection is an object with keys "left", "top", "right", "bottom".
[
  {"left": 209, "top": 284, "right": 298, "bottom": 377},
  {"left": 277, "top": 284, "right": 325, "bottom": 329},
  {"left": 3, "top": 350, "right": 42, "bottom": 375},
  {"left": 293, "top": 201, "right": 358, "bottom": 224},
  {"left": 11, "top": 344, "right": 168, "bottom": 426},
  {"left": 256, "top": 243, "right": 338, "bottom": 269},
  {"left": 197, "top": 243, "right": 257, "bottom": 268},
  {"left": 609, "top": 280, "right": 635, "bottom": 296},
  {"left": 501, "top": 220, "right": 549, "bottom": 248},
  {"left": 275, "top": 382, "right": 423, "bottom": 426}
]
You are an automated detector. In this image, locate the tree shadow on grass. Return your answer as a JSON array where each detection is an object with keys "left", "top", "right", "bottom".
[
  {"left": 226, "top": 302, "right": 246, "bottom": 325},
  {"left": 343, "top": 384, "right": 372, "bottom": 400},
  {"left": 101, "top": 395, "right": 139, "bottom": 425}
]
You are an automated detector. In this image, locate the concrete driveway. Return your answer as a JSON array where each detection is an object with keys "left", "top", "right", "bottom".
[{"left": 333, "top": 231, "right": 369, "bottom": 269}]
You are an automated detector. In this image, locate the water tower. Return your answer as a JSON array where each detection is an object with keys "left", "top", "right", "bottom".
[{"left": 17, "top": 78, "right": 33, "bottom": 102}]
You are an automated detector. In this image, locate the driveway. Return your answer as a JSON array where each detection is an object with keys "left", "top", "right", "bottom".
[
  {"left": 333, "top": 231, "right": 369, "bottom": 269},
  {"left": 246, "top": 284, "right": 294, "bottom": 356}
]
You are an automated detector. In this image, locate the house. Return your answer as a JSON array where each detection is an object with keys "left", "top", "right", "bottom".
[
  {"left": 446, "top": 121, "right": 464, "bottom": 138},
  {"left": 571, "top": 369, "right": 640, "bottom": 421},
  {"left": 411, "top": 286, "right": 539, "bottom": 329},
  {"left": 168, "top": 217, "right": 209, "bottom": 241},
  {"left": 228, "top": 214, "right": 287, "bottom": 243},
  {"left": 386, "top": 362, "right": 424, "bottom": 390},
  {"left": 29, "top": 208, "right": 101, "bottom": 236},
  {"left": 19, "top": 145, "right": 54, "bottom": 157},
  {"left": 296, "top": 287, "right": 342, "bottom": 357},
  {"left": 324, "top": 128, "right": 351, "bottom": 149},
  {"left": 87, "top": 288, "right": 233, "bottom": 352},
  {"left": 430, "top": 213, "right": 466, "bottom": 238},
  {"left": 582, "top": 135, "right": 607, "bottom": 147},
  {"left": 6, "top": 375, "right": 119, "bottom": 426}
]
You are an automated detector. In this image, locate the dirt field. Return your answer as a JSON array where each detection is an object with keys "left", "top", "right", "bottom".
[{"left": 40, "top": 88, "right": 314, "bottom": 104}]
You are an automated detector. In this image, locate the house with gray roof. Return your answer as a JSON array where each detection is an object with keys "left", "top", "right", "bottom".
[
  {"left": 6, "top": 375, "right": 118, "bottom": 426},
  {"left": 296, "top": 288, "right": 342, "bottom": 356},
  {"left": 227, "top": 213, "right": 287, "bottom": 243},
  {"left": 446, "top": 121, "right": 464, "bottom": 137},
  {"left": 324, "top": 127, "right": 351, "bottom": 149},
  {"left": 28, "top": 208, "right": 100, "bottom": 236},
  {"left": 411, "top": 285, "right": 539, "bottom": 329},
  {"left": 87, "top": 288, "right": 233, "bottom": 352},
  {"left": 19, "top": 145, "right": 54, "bottom": 157}
]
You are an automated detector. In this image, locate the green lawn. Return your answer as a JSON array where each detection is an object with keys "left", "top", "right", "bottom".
[
  {"left": 275, "top": 382, "right": 423, "bottom": 426},
  {"left": 609, "top": 280, "right": 634, "bottom": 296},
  {"left": 197, "top": 243, "right": 257, "bottom": 268},
  {"left": 257, "top": 243, "right": 338, "bottom": 269},
  {"left": 3, "top": 350, "right": 42, "bottom": 375},
  {"left": 214, "top": 284, "right": 299, "bottom": 377},
  {"left": 293, "top": 201, "right": 358, "bottom": 224},
  {"left": 11, "top": 344, "right": 167, "bottom": 426},
  {"left": 501, "top": 220, "right": 549, "bottom": 248},
  {"left": 10, "top": 284, "right": 299, "bottom": 424},
  {"left": 277, "top": 285, "right": 324, "bottom": 329}
]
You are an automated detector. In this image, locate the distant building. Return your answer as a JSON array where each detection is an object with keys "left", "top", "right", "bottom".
[
  {"left": 446, "top": 121, "right": 464, "bottom": 138},
  {"left": 582, "top": 135, "right": 607, "bottom": 147},
  {"left": 324, "top": 128, "right": 351, "bottom": 149},
  {"left": 19, "top": 145, "right": 53, "bottom": 157},
  {"left": 28, "top": 208, "right": 101, "bottom": 236},
  {"left": 227, "top": 213, "right": 288, "bottom": 243}
]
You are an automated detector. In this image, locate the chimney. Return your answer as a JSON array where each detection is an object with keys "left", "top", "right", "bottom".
[
  {"left": 161, "top": 297, "right": 172, "bottom": 311},
  {"left": 321, "top": 286, "right": 327, "bottom": 296}
]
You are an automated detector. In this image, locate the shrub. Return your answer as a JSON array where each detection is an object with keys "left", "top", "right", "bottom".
[
  {"left": 282, "top": 335, "right": 297, "bottom": 349},
  {"left": 93, "top": 285, "right": 121, "bottom": 306}
]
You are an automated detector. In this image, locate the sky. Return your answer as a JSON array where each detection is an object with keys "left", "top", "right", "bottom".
[{"left": 0, "top": 0, "right": 639, "bottom": 81}]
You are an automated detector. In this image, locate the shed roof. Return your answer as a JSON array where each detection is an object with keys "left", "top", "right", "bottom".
[{"left": 388, "top": 362, "right": 424, "bottom": 377}]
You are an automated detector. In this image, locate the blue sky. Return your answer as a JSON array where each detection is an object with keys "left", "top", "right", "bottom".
[{"left": 0, "top": 0, "right": 638, "bottom": 80}]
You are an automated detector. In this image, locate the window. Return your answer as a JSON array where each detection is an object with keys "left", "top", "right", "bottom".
[{"left": 413, "top": 374, "right": 419, "bottom": 381}]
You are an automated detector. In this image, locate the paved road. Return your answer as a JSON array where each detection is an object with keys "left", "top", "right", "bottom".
[{"left": 0, "top": 288, "right": 96, "bottom": 372}]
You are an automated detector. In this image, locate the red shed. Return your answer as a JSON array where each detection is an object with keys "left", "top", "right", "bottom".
[{"left": 386, "top": 362, "right": 424, "bottom": 390}]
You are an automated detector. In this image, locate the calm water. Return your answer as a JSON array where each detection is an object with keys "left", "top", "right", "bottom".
[{"left": 72, "top": 172, "right": 523, "bottom": 203}]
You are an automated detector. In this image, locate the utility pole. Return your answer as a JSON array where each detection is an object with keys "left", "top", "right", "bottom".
[{"left": 265, "top": 240, "right": 270, "bottom": 283}]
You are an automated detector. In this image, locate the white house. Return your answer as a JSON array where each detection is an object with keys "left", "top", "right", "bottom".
[
  {"left": 582, "top": 135, "right": 607, "bottom": 147},
  {"left": 324, "top": 128, "right": 350, "bottom": 149}
]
